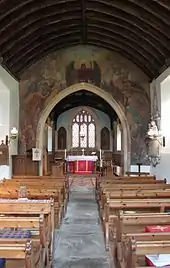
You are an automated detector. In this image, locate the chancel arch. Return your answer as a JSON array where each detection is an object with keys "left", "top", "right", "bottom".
[{"left": 36, "top": 82, "right": 131, "bottom": 174}]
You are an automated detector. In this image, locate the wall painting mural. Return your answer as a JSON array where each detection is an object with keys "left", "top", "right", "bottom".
[{"left": 19, "top": 45, "right": 151, "bottom": 164}]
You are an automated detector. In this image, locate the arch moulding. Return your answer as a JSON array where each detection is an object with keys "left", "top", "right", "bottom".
[{"left": 36, "top": 82, "right": 131, "bottom": 174}]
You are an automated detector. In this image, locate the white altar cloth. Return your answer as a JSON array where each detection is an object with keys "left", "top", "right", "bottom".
[{"left": 66, "top": 155, "right": 98, "bottom": 162}]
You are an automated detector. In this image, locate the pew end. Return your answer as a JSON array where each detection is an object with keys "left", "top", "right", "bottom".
[
  {"left": 117, "top": 236, "right": 170, "bottom": 268},
  {"left": 0, "top": 239, "right": 41, "bottom": 268}
]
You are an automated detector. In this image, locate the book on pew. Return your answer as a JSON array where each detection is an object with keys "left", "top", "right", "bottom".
[
  {"left": 145, "top": 225, "right": 170, "bottom": 266},
  {"left": 145, "top": 254, "right": 170, "bottom": 267}
]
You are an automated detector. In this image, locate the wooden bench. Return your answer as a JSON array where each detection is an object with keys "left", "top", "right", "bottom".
[
  {"left": 96, "top": 175, "right": 158, "bottom": 190},
  {"left": 1, "top": 177, "right": 69, "bottom": 226},
  {"left": 99, "top": 189, "right": 170, "bottom": 216},
  {"left": 0, "top": 215, "right": 49, "bottom": 266},
  {"left": 97, "top": 183, "right": 170, "bottom": 203},
  {"left": 106, "top": 212, "right": 170, "bottom": 250},
  {"left": 0, "top": 239, "right": 41, "bottom": 268},
  {"left": 112, "top": 213, "right": 170, "bottom": 267},
  {"left": 0, "top": 199, "right": 54, "bottom": 262},
  {"left": 0, "top": 186, "right": 64, "bottom": 228},
  {"left": 117, "top": 236, "right": 170, "bottom": 268},
  {"left": 104, "top": 199, "right": 170, "bottom": 219},
  {"left": 3, "top": 177, "right": 69, "bottom": 205},
  {"left": 96, "top": 180, "right": 167, "bottom": 201},
  {"left": 11, "top": 175, "right": 69, "bottom": 192},
  {"left": 102, "top": 199, "right": 170, "bottom": 247}
]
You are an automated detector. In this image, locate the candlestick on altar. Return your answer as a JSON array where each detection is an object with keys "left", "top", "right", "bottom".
[
  {"left": 82, "top": 148, "right": 85, "bottom": 156},
  {"left": 64, "top": 149, "right": 67, "bottom": 160},
  {"left": 99, "top": 149, "right": 102, "bottom": 160},
  {"left": 100, "top": 159, "right": 103, "bottom": 168}
]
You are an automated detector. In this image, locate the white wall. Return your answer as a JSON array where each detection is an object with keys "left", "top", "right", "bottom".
[
  {"left": 151, "top": 70, "right": 170, "bottom": 182},
  {"left": 0, "top": 66, "right": 19, "bottom": 179},
  {"left": 0, "top": 88, "right": 10, "bottom": 139},
  {"left": 0, "top": 86, "right": 10, "bottom": 179}
]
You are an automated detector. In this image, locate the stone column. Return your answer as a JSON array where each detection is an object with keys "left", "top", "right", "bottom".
[{"left": 52, "top": 121, "right": 56, "bottom": 153}]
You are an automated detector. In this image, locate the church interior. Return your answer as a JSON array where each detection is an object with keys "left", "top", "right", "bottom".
[{"left": 1, "top": 0, "right": 170, "bottom": 267}]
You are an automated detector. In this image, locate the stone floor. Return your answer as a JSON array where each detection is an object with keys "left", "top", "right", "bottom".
[{"left": 52, "top": 177, "right": 110, "bottom": 268}]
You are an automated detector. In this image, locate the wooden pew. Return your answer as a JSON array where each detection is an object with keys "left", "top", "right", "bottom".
[
  {"left": 119, "top": 237, "right": 170, "bottom": 268},
  {"left": 99, "top": 187, "right": 170, "bottom": 216},
  {"left": 3, "top": 177, "right": 69, "bottom": 207},
  {"left": 98, "top": 175, "right": 156, "bottom": 181},
  {"left": 99, "top": 189, "right": 170, "bottom": 215},
  {"left": 104, "top": 199, "right": 170, "bottom": 219},
  {"left": 98, "top": 183, "right": 170, "bottom": 201},
  {"left": 0, "top": 215, "right": 48, "bottom": 266},
  {"left": 0, "top": 186, "right": 63, "bottom": 228},
  {"left": 12, "top": 175, "right": 65, "bottom": 180},
  {"left": 102, "top": 199, "right": 170, "bottom": 247},
  {"left": 0, "top": 199, "right": 54, "bottom": 261},
  {"left": 97, "top": 175, "right": 170, "bottom": 268},
  {"left": 117, "top": 236, "right": 170, "bottom": 268},
  {"left": 1, "top": 178, "right": 69, "bottom": 225},
  {"left": 97, "top": 179, "right": 166, "bottom": 198},
  {"left": 96, "top": 175, "right": 158, "bottom": 188},
  {"left": 100, "top": 179, "right": 166, "bottom": 185},
  {"left": 11, "top": 175, "right": 69, "bottom": 191},
  {"left": 106, "top": 212, "right": 170, "bottom": 249},
  {"left": 0, "top": 239, "right": 41, "bottom": 268}
]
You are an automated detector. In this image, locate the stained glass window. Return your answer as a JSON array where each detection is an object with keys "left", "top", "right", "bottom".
[
  {"left": 88, "top": 123, "right": 95, "bottom": 148},
  {"left": 72, "top": 123, "right": 79, "bottom": 147},
  {"left": 72, "top": 110, "right": 96, "bottom": 148},
  {"left": 117, "top": 124, "right": 122, "bottom": 151},
  {"left": 80, "top": 123, "right": 87, "bottom": 147}
]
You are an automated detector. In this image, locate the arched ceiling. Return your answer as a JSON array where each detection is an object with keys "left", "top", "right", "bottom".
[
  {"left": 51, "top": 90, "right": 117, "bottom": 123},
  {"left": 0, "top": 0, "right": 170, "bottom": 80}
]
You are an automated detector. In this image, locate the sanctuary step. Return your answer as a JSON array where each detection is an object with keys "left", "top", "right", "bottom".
[{"left": 53, "top": 177, "right": 110, "bottom": 268}]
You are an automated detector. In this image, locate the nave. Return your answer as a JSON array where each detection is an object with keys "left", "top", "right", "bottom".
[
  {"left": 53, "top": 176, "right": 110, "bottom": 268},
  {"left": 0, "top": 173, "right": 170, "bottom": 268}
]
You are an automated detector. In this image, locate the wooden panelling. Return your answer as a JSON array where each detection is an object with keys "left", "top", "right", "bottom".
[{"left": 12, "top": 155, "right": 39, "bottom": 176}]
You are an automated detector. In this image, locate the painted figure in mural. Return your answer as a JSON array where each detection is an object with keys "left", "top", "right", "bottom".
[
  {"left": 65, "top": 60, "right": 101, "bottom": 87},
  {"left": 147, "top": 120, "right": 159, "bottom": 138}
]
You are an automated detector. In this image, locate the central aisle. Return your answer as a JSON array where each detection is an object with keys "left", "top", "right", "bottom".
[{"left": 53, "top": 177, "right": 110, "bottom": 268}]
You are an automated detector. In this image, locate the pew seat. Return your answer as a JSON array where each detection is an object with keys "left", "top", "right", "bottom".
[
  {"left": 117, "top": 236, "right": 170, "bottom": 268},
  {"left": 0, "top": 239, "right": 41, "bottom": 268}
]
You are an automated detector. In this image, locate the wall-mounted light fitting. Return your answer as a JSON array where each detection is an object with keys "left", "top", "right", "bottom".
[
  {"left": 10, "top": 127, "right": 18, "bottom": 139},
  {"left": 5, "top": 127, "right": 18, "bottom": 145}
]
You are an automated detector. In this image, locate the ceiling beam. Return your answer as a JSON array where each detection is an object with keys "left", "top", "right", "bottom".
[{"left": 81, "top": 0, "right": 87, "bottom": 42}]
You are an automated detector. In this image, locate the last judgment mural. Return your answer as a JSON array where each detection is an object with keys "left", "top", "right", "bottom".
[{"left": 19, "top": 45, "right": 150, "bottom": 164}]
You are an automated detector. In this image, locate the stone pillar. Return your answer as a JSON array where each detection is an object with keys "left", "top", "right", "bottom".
[{"left": 52, "top": 121, "right": 56, "bottom": 153}]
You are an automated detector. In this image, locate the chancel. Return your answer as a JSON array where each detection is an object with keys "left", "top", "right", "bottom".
[{"left": 50, "top": 102, "right": 118, "bottom": 176}]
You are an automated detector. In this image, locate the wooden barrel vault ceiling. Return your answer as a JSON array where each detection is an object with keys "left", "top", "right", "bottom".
[{"left": 0, "top": 0, "right": 170, "bottom": 80}]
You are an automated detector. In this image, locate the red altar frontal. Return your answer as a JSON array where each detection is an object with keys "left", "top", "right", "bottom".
[{"left": 66, "top": 155, "right": 98, "bottom": 174}]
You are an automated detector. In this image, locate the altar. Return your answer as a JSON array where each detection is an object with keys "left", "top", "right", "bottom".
[{"left": 66, "top": 155, "right": 98, "bottom": 174}]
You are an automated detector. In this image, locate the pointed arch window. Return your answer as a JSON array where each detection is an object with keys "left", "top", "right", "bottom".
[{"left": 72, "top": 110, "right": 96, "bottom": 148}]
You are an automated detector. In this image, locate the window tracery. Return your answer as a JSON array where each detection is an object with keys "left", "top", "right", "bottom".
[{"left": 72, "top": 110, "right": 96, "bottom": 148}]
